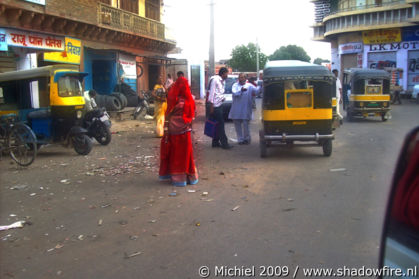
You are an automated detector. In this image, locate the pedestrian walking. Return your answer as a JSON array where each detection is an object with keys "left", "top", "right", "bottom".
[
  {"left": 152, "top": 76, "right": 167, "bottom": 137},
  {"left": 229, "top": 73, "right": 254, "bottom": 145},
  {"left": 159, "top": 75, "right": 198, "bottom": 186},
  {"left": 208, "top": 67, "right": 232, "bottom": 149},
  {"left": 332, "top": 69, "right": 343, "bottom": 121}
]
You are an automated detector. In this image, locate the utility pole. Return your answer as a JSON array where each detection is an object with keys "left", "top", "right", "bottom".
[
  {"left": 256, "top": 37, "right": 260, "bottom": 75},
  {"left": 209, "top": 0, "right": 215, "bottom": 78}
]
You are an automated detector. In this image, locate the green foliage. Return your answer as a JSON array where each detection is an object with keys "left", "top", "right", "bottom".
[
  {"left": 228, "top": 43, "right": 268, "bottom": 72},
  {"left": 313, "top": 58, "right": 330, "bottom": 65},
  {"left": 269, "top": 45, "right": 311, "bottom": 62}
]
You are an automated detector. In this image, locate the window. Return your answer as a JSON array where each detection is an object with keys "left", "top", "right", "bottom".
[
  {"left": 120, "top": 0, "right": 139, "bottom": 14},
  {"left": 286, "top": 89, "right": 313, "bottom": 108},
  {"left": 146, "top": 0, "right": 160, "bottom": 21},
  {"left": 58, "top": 76, "right": 82, "bottom": 97}
]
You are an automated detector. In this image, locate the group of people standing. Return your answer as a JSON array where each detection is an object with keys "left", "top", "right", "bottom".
[
  {"left": 207, "top": 67, "right": 261, "bottom": 148},
  {"left": 156, "top": 67, "right": 262, "bottom": 187}
]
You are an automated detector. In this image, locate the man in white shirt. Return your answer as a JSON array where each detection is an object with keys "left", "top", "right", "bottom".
[
  {"left": 332, "top": 69, "right": 343, "bottom": 121},
  {"left": 229, "top": 73, "right": 255, "bottom": 144},
  {"left": 208, "top": 67, "right": 232, "bottom": 149}
]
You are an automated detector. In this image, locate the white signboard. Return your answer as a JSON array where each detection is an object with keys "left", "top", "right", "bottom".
[
  {"left": 339, "top": 42, "right": 363, "bottom": 55},
  {"left": 24, "top": 0, "right": 45, "bottom": 5},
  {"left": 5, "top": 28, "right": 64, "bottom": 51},
  {"left": 118, "top": 53, "right": 136, "bottom": 79}
]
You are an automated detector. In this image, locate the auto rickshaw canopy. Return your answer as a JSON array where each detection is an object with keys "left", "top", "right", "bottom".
[
  {"left": 0, "top": 65, "right": 87, "bottom": 82},
  {"left": 344, "top": 68, "right": 391, "bottom": 80},
  {"left": 264, "top": 60, "right": 334, "bottom": 82}
]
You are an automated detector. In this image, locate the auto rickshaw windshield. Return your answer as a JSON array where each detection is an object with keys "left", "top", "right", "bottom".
[{"left": 58, "top": 76, "right": 83, "bottom": 97}]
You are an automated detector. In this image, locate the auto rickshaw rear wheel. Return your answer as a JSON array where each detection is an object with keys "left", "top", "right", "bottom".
[
  {"left": 381, "top": 113, "right": 388, "bottom": 122},
  {"left": 322, "top": 139, "right": 332, "bottom": 157},
  {"left": 73, "top": 134, "right": 93, "bottom": 155},
  {"left": 259, "top": 130, "right": 267, "bottom": 158}
]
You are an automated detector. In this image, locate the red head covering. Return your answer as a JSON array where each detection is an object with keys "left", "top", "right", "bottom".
[{"left": 166, "top": 76, "right": 195, "bottom": 123}]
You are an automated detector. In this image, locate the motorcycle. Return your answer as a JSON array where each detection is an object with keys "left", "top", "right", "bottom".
[
  {"left": 133, "top": 90, "right": 154, "bottom": 120},
  {"left": 83, "top": 108, "right": 112, "bottom": 145}
]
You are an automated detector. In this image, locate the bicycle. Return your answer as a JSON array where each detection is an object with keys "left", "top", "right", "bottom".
[{"left": 0, "top": 114, "right": 37, "bottom": 166}]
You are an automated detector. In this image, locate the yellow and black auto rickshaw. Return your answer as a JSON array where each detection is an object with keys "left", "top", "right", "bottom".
[
  {"left": 343, "top": 68, "right": 391, "bottom": 122},
  {"left": 0, "top": 64, "right": 93, "bottom": 155},
  {"left": 259, "top": 60, "right": 335, "bottom": 157}
]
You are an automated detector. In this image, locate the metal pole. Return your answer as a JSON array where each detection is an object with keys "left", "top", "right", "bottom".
[
  {"left": 256, "top": 37, "right": 259, "bottom": 75},
  {"left": 209, "top": 0, "right": 215, "bottom": 78}
]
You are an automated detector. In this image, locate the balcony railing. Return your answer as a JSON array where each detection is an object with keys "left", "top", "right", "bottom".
[
  {"left": 98, "top": 3, "right": 165, "bottom": 41},
  {"left": 329, "top": 0, "right": 406, "bottom": 16}
]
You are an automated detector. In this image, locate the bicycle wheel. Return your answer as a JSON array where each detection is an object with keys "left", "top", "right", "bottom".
[{"left": 8, "top": 124, "right": 37, "bottom": 166}]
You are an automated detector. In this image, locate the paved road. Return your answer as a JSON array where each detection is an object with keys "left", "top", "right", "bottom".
[{"left": 0, "top": 100, "right": 418, "bottom": 279}]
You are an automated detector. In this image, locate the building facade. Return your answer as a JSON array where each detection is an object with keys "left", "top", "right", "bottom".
[
  {"left": 312, "top": 0, "right": 419, "bottom": 91},
  {"left": 0, "top": 0, "right": 176, "bottom": 95}
]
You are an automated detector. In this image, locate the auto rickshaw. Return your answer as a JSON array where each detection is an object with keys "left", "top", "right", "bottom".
[
  {"left": 0, "top": 64, "right": 93, "bottom": 155},
  {"left": 343, "top": 68, "right": 391, "bottom": 122},
  {"left": 259, "top": 60, "right": 335, "bottom": 157}
]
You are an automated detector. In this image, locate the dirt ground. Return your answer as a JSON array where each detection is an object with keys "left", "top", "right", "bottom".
[{"left": 0, "top": 100, "right": 216, "bottom": 278}]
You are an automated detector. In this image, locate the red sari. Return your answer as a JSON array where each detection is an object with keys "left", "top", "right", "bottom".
[{"left": 159, "top": 77, "right": 198, "bottom": 186}]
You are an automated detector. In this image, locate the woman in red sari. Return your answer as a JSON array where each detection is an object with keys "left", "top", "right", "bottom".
[{"left": 159, "top": 73, "right": 198, "bottom": 186}]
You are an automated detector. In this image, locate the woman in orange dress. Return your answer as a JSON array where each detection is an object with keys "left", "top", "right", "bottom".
[{"left": 159, "top": 74, "right": 198, "bottom": 186}]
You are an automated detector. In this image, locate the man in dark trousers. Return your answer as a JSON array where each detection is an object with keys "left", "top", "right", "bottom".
[{"left": 207, "top": 67, "right": 232, "bottom": 149}]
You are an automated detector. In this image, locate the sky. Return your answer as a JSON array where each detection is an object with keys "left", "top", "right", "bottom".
[{"left": 162, "top": 0, "right": 332, "bottom": 64}]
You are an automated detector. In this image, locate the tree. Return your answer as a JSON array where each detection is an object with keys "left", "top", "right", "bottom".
[
  {"left": 228, "top": 43, "right": 268, "bottom": 72},
  {"left": 313, "top": 58, "right": 330, "bottom": 65},
  {"left": 269, "top": 45, "right": 311, "bottom": 62}
]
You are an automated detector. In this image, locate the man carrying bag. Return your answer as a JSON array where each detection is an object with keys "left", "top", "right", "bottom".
[{"left": 206, "top": 67, "right": 232, "bottom": 149}]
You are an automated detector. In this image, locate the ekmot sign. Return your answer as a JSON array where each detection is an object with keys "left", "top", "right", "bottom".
[{"left": 368, "top": 41, "right": 419, "bottom": 52}]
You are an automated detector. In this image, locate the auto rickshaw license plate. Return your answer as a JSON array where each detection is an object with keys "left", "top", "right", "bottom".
[{"left": 292, "top": 121, "right": 307, "bottom": 125}]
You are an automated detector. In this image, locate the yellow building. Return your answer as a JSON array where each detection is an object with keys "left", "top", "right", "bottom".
[{"left": 0, "top": 0, "right": 176, "bottom": 93}]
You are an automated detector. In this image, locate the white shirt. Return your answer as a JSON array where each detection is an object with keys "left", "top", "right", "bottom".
[
  {"left": 336, "top": 78, "right": 342, "bottom": 99},
  {"left": 208, "top": 75, "right": 225, "bottom": 108}
]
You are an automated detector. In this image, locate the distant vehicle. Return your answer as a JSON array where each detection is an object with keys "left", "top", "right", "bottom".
[
  {"left": 412, "top": 84, "right": 419, "bottom": 103},
  {"left": 343, "top": 68, "right": 391, "bottom": 122}
]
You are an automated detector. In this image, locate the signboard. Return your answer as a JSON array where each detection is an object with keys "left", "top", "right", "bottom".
[
  {"left": 118, "top": 53, "right": 136, "bottom": 79},
  {"left": 0, "top": 28, "right": 7, "bottom": 51},
  {"left": 44, "top": 37, "right": 81, "bottom": 64},
  {"left": 339, "top": 42, "right": 363, "bottom": 55},
  {"left": 24, "top": 0, "right": 45, "bottom": 5},
  {"left": 4, "top": 28, "right": 64, "bottom": 51},
  {"left": 408, "top": 50, "right": 419, "bottom": 90},
  {"left": 368, "top": 41, "right": 419, "bottom": 52},
  {"left": 402, "top": 26, "right": 419, "bottom": 42},
  {"left": 363, "top": 29, "right": 401, "bottom": 44},
  {"left": 367, "top": 52, "right": 396, "bottom": 69}
]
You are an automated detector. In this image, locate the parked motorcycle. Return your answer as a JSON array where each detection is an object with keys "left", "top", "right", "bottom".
[
  {"left": 133, "top": 90, "right": 154, "bottom": 120},
  {"left": 83, "top": 108, "right": 112, "bottom": 145}
]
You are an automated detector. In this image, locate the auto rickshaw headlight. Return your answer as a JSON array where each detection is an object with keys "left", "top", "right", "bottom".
[
  {"left": 76, "top": 110, "right": 83, "bottom": 119},
  {"left": 383, "top": 102, "right": 388, "bottom": 107}
]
